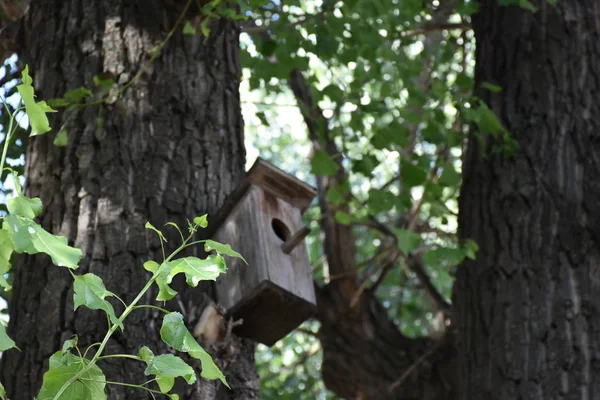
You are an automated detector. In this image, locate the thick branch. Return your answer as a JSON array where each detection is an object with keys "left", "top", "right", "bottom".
[{"left": 289, "top": 68, "right": 358, "bottom": 300}]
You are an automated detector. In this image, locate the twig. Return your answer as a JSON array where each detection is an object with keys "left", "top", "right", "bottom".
[
  {"left": 402, "top": 21, "right": 471, "bottom": 37},
  {"left": 406, "top": 255, "right": 452, "bottom": 313},
  {"left": 388, "top": 339, "right": 445, "bottom": 392}
]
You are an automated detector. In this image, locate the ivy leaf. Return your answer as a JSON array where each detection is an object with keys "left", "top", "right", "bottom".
[
  {"left": 145, "top": 221, "right": 167, "bottom": 242},
  {"left": 311, "top": 151, "right": 338, "bottom": 176},
  {"left": 183, "top": 21, "right": 197, "bottom": 35},
  {"left": 0, "top": 230, "right": 13, "bottom": 291},
  {"left": 93, "top": 75, "right": 115, "bottom": 96},
  {"left": 169, "top": 255, "right": 227, "bottom": 287},
  {"left": 145, "top": 261, "right": 178, "bottom": 301},
  {"left": 193, "top": 214, "right": 208, "bottom": 228},
  {"left": 53, "top": 128, "right": 68, "bottom": 147},
  {"left": 395, "top": 229, "right": 422, "bottom": 254},
  {"left": 463, "top": 239, "right": 479, "bottom": 260},
  {"left": 61, "top": 336, "right": 78, "bottom": 356},
  {"left": 474, "top": 102, "right": 506, "bottom": 135},
  {"left": 37, "top": 352, "right": 107, "bottom": 400},
  {"left": 204, "top": 240, "right": 246, "bottom": 263},
  {"left": 7, "top": 194, "right": 42, "bottom": 220},
  {"left": 3, "top": 215, "right": 81, "bottom": 269},
  {"left": 144, "top": 353, "right": 197, "bottom": 391},
  {"left": 200, "top": 18, "right": 211, "bottom": 37},
  {"left": 17, "top": 65, "right": 57, "bottom": 136},
  {"left": 481, "top": 82, "right": 502, "bottom": 93},
  {"left": 7, "top": 172, "right": 42, "bottom": 219},
  {"left": 73, "top": 273, "right": 123, "bottom": 330},
  {"left": 160, "top": 312, "right": 228, "bottom": 387},
  {"left": 63, "top": 87, "right": 93, "bottom": 104},
  {"left": 0, "top": 322, "right": 16, "bottom": 352}
]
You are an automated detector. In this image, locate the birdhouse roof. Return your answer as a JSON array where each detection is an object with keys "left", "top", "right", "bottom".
[
  {"left": 207, "top": 158, "right": 316, "bottom": 234},
  {"left": 244, "top": 158, "right": 316, "bottom": 211}
]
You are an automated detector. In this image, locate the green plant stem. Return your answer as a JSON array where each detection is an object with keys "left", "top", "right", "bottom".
[
  {"left": 0, "top": 108, "right": 19, "bottom": 177},
  {"left": 132, "top": 304, "right": 171, "bottom": 314},
  {"left": 51, "top": 227, "right": 199, "bottom": 400},
  {"left": 52, "top": 274, "right": 158, "bottom": 400},
  {"left": 82, "top": 342, "right": 102, "bottom": 359},
  {"left": 102, "top": 381, "right": 163, "bottom": 394},
  {"left": 97, "top": 354, "right": 143, "bottom": 361}
]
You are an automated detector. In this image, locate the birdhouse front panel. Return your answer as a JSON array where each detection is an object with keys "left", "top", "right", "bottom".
[{"left": 211, "top": 158, "right": 317, "bottom": 346}]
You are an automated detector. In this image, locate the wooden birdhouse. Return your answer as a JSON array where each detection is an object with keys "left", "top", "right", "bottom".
[{"left": 209, "top": 158, "right": 317, "bottom": 346}]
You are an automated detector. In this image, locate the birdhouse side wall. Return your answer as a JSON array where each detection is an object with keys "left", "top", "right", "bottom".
[
  {"left": 213, "top": 187, "right": 270, "bottom": 311},
  {"left": 257, "top": 188, "right": 316, "bottom": 305}
]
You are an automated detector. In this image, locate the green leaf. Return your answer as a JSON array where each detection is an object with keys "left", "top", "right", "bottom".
[
  {"left": 146, "top": 261, "right": 178, "bottom": 301},
  {"left": 367, "top": 189, "right": 395, "bottom": 214},
  {"left": 475, "top": 102, "right": 506, "bottom": 135},
  {"left": 422, "top": 247, "right": 465, "bottom": 266},
  {"left": 3, "top": 215, "right": 81, "bottom": 269},
  {"left": 438, "top": 163, "right": 461, "bottom": 187},
  {"left": 63, "top": 87, "right": 93, "bottom": 104},
  {"left": 61, "top": 336, "right": 77, "bottom": 355},
  {"left": 145, "top": 221, "right": 167, "bottom": 242},
  {"left": 17, "top": 65, "right": 57, "bottom": 136},
  {"left": 37, "top": 352, "right": 106, "bottom": 400},
  {"left": 53, "top": 128, "right": 68, "bottom": 147},
  {"left": 352, "top": 155, "right": 379, "bottom": 176},
  {"left": 400, "top": 161, "right": 427, "bottom": 187},
  {"left": 0, "top": 230, "right": 13, "bottom": 290},
  {"left": 310, "top": 151, "right": 338, "bottom": 176},
  {"left": 334, "top": 211, "right": 353, "bottom": 225},
  {"left": 481, "top": 82, "right": 502, "bottom": 93},
  {"left": 93, "top": 75, "right": 115, "bottom": 96},
  {"left": 0, "top": 381, "right": 5, "bottom": 400},
  {"left": 395, "top": 229, "right": 422, "bottom": 254},
  {"left": 463, "top": 239, "right": 479, "bottom": 260},
  {"left": 169, "top": 255, "right": 227, "bottom": 287},
  {"left": 326, "top": 186, "right": 346, "bottom": 206},
  {"left": 204, "top": 240, "right": 246, "bottom": 263},
  {"left": 0, "top": 322, "right": 16, "bottom": 352},
  {"left": 183, "top": 21, "right": 197, "bottom": 35},
  {"left": 200, "top": 18, "right": 211, "bottom": 37},
  {"left": 160, "top": 312, "right": 228, "bottom": 387},
  {"left": 73, "top": 273, "right": 123, "bottom": 330},
  {"left": 139, "top": 346, "right": 195, "bottom": 393},
  {"left": 7, "top": 190, "right": 42, "bottom": 219},
  {"left": 193, "top": 214, "right": 209, "bottom": 228},
  {"left": 146, "top": 354, "right": 196, "bottom": 387},
  {"left": 260, "top": 39, "right": 278, "bottom": 57}
]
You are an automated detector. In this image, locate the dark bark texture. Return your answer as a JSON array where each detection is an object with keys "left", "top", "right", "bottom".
[
  {"left": 454, "top": 1, "right": 600, "bottom": 399},
  {"left": 0, "top": 0, "right": 259, "bottom": 398}
]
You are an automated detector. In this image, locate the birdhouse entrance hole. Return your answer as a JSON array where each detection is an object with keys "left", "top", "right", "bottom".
[{"left": 272, "top": 218, "right": 290, "bottom": 242}]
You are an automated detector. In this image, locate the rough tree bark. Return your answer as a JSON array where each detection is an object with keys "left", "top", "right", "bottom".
[
  {"left": 0, "top": 1, "right": 259, "bottom": 398},
  {"left": 454, "top": 1, "right": 600, "bottom": 399}
]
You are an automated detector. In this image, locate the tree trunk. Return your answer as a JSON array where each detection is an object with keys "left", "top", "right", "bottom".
[
  {"left": 0, "top": 1, "right": 259, "bottom": 398},
  {"left": 454, "top": 2, "right": 600, "bottom": 399}
]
